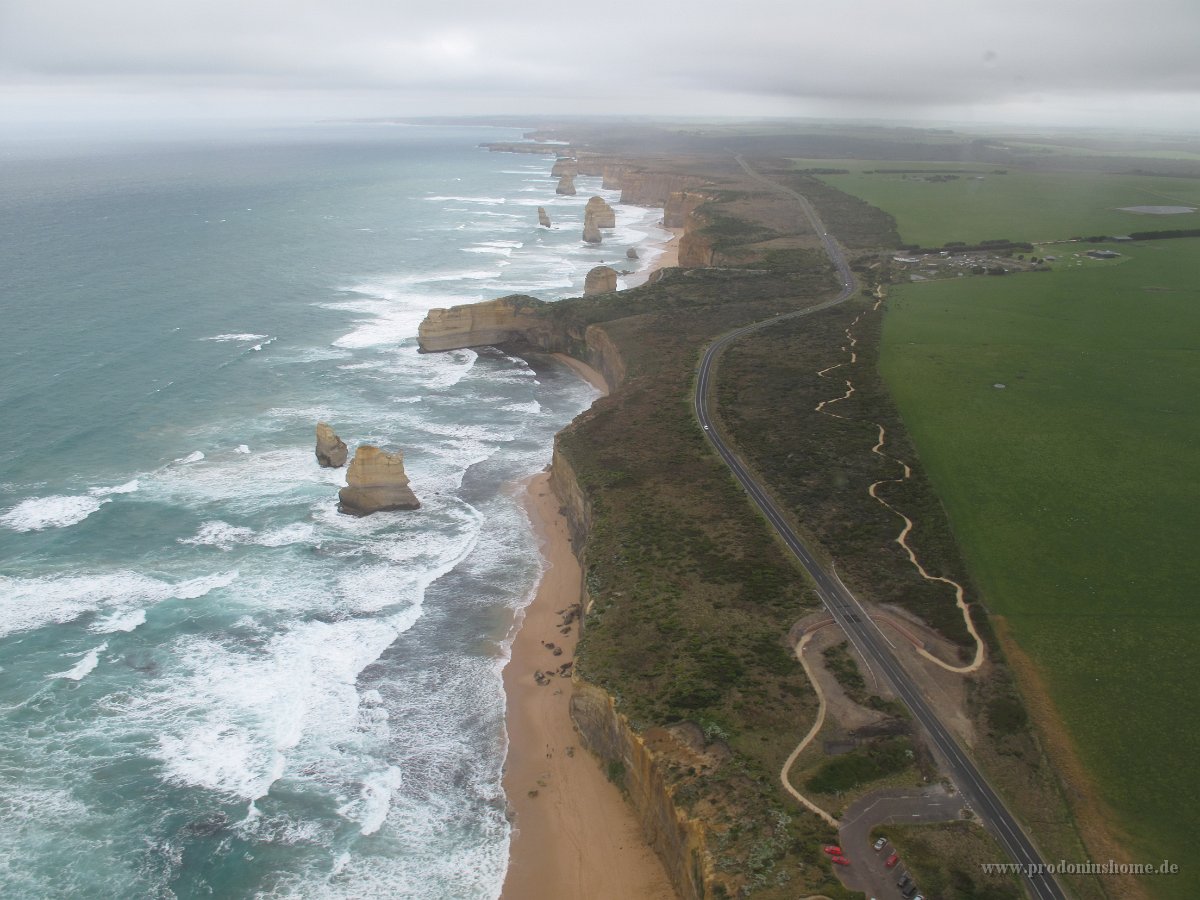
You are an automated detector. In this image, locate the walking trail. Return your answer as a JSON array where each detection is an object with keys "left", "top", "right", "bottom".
[{"left": 814, "top": 295, "right": 984, "bottom": 675}]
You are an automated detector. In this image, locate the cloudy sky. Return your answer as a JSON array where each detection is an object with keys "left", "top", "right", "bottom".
[{"left": 2, "top": 0, "right": 1197, "bottom": 130}]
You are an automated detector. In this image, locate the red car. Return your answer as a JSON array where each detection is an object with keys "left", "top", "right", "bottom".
[
  {"left": 822, "top": 845, "right": 843, "bottom": 856},
  {"left": 885, "top": 852, "right": 900, "bottom": 868},
  {"left": 831, "top": 855, "right": 851, "bottom": 866}
]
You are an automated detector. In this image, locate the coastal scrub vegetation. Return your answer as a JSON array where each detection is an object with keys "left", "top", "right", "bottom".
[
  {"left": 873, "top": 821, "right": 1023, "bottom": 900},
  {"left": 486, "top": 125, "right": 1122, "bottom": 896}
]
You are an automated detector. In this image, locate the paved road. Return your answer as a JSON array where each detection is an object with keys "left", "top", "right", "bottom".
[
  {"left": 693, "top": 157, "right": 1066, "bottom": 900},
  {"left": 837, "top": 785, "right": 965, "bottom": 899}
]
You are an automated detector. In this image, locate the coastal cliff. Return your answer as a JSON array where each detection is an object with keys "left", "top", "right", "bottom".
[
  {"left": 570, "top": 682, "right": 715, "bottom": 900},
  {"left": 420, "top": 297, "right": 717, "bottom": 900},
  {"left": 417, "top": 295, "right": 626, "bottom": 391}
]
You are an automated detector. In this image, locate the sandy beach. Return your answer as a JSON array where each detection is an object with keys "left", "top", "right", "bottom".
[
  {"left": 498, "top": 221, "right": 681, "bottom": 900},
  {"left": 625, "top": 226, "right": 684, "bottom": 289},
  {"left": 499, "top": 472, "right": 674, "bottom": 900}
]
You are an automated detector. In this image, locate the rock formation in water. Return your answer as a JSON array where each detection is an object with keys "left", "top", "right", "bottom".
[
  {"left": 556, "top": 174, "right": 576, "bottom": 196},
  {"left": 626, "top": 247, "right": 639, "bottom": 259},
  {"left": 582, "top": 196, "right": 615, "bottom": 244},
  {"left": 551, "top": 157, "right": 577, "bottom": 178},
  {"left": 585, "top": 196, "right": 616, "bottom": 229},
  {"left": 418, "top": 295, "right": 549, "bottom": 353},
  {"left": 315, "top": 422, "right": 348, "bottom": 468},
  {"left": 537, "top": 206, "right": 552, "bottom": 228},
  {"left": 338, "top": 445, "right": 420, "bottom": 515},
  {"left": 584, "top": 265, "right": 618, "bottom": 296}
]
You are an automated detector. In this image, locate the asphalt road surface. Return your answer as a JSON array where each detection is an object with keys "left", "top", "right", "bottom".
[
  {"left": 838, "top": 785, "right": 965, "bottom": 899},
  {"left": 691, "top": 157, "right": 1066, "bottom": 900}
]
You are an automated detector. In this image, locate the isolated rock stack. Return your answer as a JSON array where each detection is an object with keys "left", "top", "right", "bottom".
[
  {"left": 537, "top": 206, "right": 552, "bottom": 228},
  {"left": 584, "top": 265, "right": 618, "bottom": 295},
  {"left": 556, "top": 174, "right": 576, "bottom": 196},
  {"left": 316, "top": 423, "right": 420, "bottom": 514},
  {"left": 338, "top": 446, "right": 420, "bottom": 515},
  {"left": 315, "top": 422, "right": 348, "bottom": 468},
  {"left": 582, "top": 196, "right": 615, "bottom": 244},
  {"left": 551, "top": 157, "right": 577, "bottom": 178}
]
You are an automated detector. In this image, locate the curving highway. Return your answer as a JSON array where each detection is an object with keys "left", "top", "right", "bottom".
[{"left": 692, "top": 156, "right": 1066, "bottom": 900}]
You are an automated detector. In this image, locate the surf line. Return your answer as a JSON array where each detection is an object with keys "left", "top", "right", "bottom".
[{"left": 814, "top": 295, "right": 984, "bottom": 675}]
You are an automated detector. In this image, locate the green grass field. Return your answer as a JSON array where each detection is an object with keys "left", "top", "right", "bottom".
[
  {"left": 879, "top": 239, "right": 1200, "bottom": 898},
  {"left": 792, "top": 160, "right": 1200, "bottom": 246}
]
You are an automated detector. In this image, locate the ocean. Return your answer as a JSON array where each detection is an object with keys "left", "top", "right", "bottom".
[{"left": 0, "top": 123, "right": 666, "bottom": 898}]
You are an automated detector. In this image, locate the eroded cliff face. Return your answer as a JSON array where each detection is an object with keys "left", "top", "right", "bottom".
[
  {"left": 678, "top": 208, "right": 716, "bottom": 268},
  {"left": 417, "top": 295, "right": 552, "bottom": 352},
  {"left": 416, "top": 296, "right": 626, "bottom": 391},
  {"left": 620, "top": 173, "right": 705, "bottom": 207},
  {"left": 418, "top": 293, "right": 718, "bottom": 899},
  {"left": 664, "top": 191, "right": 709, "bottom": 229},
  {"left": 570, "top": 682, "right": 716, "bottom": 900}
]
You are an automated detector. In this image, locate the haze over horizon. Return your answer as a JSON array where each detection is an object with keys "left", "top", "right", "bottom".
[{"left": 2, "top": 0, "right": 1198, "bottom": 133}]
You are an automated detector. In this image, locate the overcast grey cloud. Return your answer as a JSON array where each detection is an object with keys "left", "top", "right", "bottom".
[{"left": 2, "top": 0, "right": 1198, "bottom": 127}]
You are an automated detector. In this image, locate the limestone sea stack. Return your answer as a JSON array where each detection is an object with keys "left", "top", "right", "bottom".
[
  {"left": 556, "top": 174, "right": 576, "bottom": 196},
  {"left": 315, "top": 422, "right": 348, "bottom": 468},
  {"left": 537, "top": 206, "right": 552, "bottom": 228},
  {"left": 626, "top": 247, "right": 639, "bottom": 259},
  {"left": 338, "top": 445, "right": 420, "bottom": 515},
  {"left": 550, "top": 157, "right": 577, "bottom": 178},
  {"left": 584, "top": 265, "right": 618, "bottom": 296},
  {"left": 582, "top": 196, "right": 615, "bottom": 244},
  {"left": 585, "top": 196, "right": 616, "bottom": 229}
]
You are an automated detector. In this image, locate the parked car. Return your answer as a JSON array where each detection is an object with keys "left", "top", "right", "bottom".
[
  {"left": 901, "top": 884, "right": 917, "bottom": 899},
  {"left": 873, "top": 837, "right": 887, "bottom": 851},
  {"left": 822, "top": 845, "right": 842, "bottom": 856},
  {"left": 831, "top": 856, "right": 851, "bottom": 866},
  {"left": 885, "top": 852, "right": 900, "bottom": 868}
]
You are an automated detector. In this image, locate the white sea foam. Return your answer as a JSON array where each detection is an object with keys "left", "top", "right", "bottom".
[
  {"left": 180, "top": 520, "right": 316, "bottom": 550},
  {"left": 0, "top": 570, "right": 237, "bottom": 638},
  {"left": 90, "top": 608, "right": 147, "bottom": 633},
  {"left": 206, "top": 333, "right": 269, "bottom": 342},
  {"left": 176, "top": 451, "right": 205, "bottom": 464},
  {"left": 143, "top": 446, "right": 342, "bottom": 513},
  {"left": 339, "top": 766, "right": 403, "bottom": 835},
  {"left": 236, "top": 445, "right": 251, "bottom": 454},
  {"left": 425, "top": 195, "right": 508, "bottom": 205},
  {"left": 47, "top": 642, "right": 107, "bottom": 680},
  {"left": 0, "top": 494, "right": 108, "bottom": 532},
  {"left": 93, "top": 479, "right": 140, "bottom": 496},
  {"left": 151, "top": 614, "right": 415, "bottom": 801}
]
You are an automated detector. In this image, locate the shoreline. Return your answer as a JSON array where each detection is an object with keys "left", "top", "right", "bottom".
[
  {"left": 499, "top": 236, "right": 679, "bottom": 898},
  {"left": 625, "top": 225, "right": 684, "bottom": 289},
  {"left": 499, "top": 472, "right": 673, "bottom": 900}
]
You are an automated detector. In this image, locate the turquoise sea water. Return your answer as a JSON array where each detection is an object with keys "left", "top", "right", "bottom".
[{"left": 0, "top": 124, "right": 666, "bottom": 898}]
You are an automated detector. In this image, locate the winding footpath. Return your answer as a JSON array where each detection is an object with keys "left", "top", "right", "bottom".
[
  {"left": 693, "top": 156, "right": 1065, "bottom": 900},
  {"left": 814, "top": 298, "right": 985, "bottom": 674},
  {"left": 779, "top": 631, "right": 840, "bottom": 829}
]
